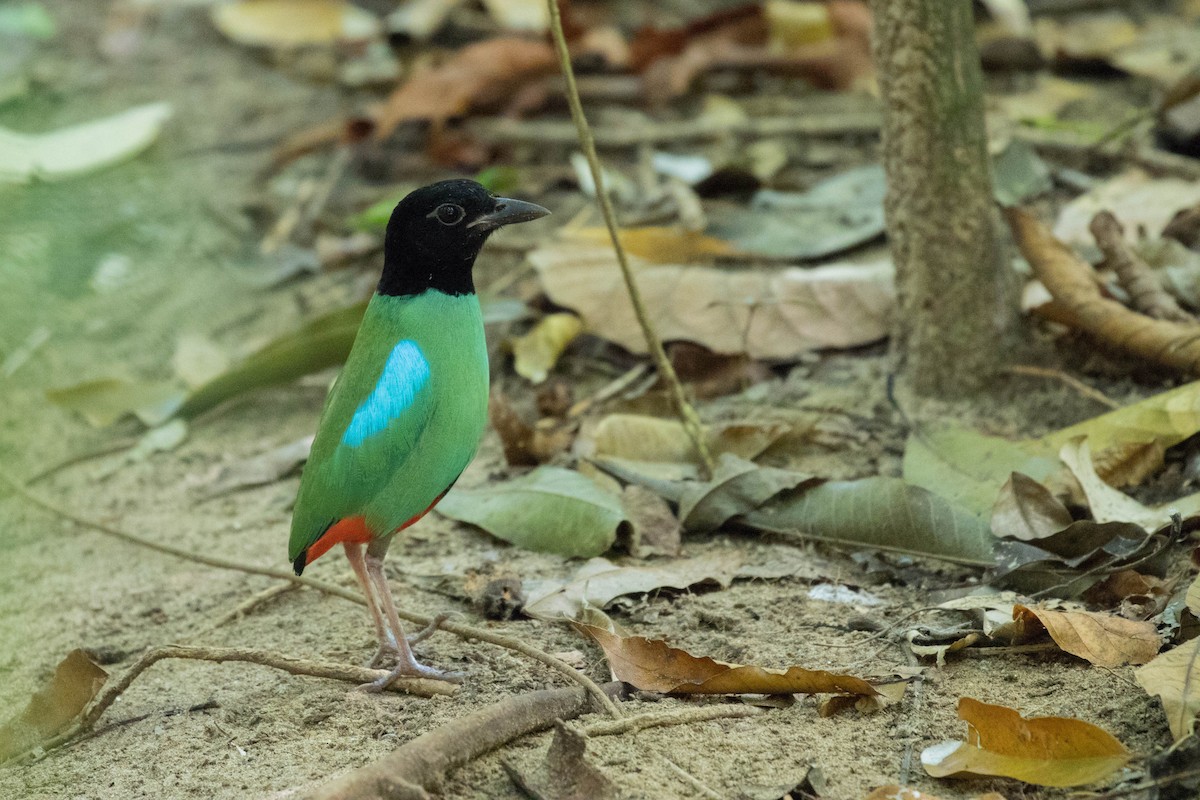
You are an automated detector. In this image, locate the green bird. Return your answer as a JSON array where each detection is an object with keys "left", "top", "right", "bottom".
[{"left": 289, "top": 179, "right": 549, "bottom": 688}]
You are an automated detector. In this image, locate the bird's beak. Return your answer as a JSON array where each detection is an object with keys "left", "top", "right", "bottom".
[{"left": 469, "top": 197, "right": 551, "bottom": 230}]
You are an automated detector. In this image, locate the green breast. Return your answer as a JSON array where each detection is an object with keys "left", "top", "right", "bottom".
[{"left": 289, "top": 290, "right": 489, "bottom": 557}]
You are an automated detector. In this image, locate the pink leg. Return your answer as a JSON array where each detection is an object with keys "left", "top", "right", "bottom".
[
  {"left": 344, "top": 542, "right": 396, "bottom": 667},
  {"left": 359, "top": 554, "right": 462, "bottom": 691}
]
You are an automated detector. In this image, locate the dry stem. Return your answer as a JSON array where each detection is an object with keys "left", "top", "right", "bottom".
[
  {"left": 545, "top": 0, "right": 714, "bottom": 476},
  {"left": 302, "top": 685, "right": 605, "bottom": 800},
  {"left": 1089, "top": 210, "right": 1191, "bottom": 322},
  {"left": 581, "top": 703, "right": 764, "bottom": 738},
  {"left": 0, "top": 469, "right": 620, "bottom": 719}
]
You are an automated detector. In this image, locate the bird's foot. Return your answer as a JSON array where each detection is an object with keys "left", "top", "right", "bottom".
[
  {"left": 358, "top": 656, "right": 464, "bottom": 693},
  {"left": 364, "top": 612, "right": 456, "bottom": 669}
]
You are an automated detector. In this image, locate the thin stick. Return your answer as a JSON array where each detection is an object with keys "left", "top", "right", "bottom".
[
  {"left": 545, "top": 0, "right": 714, "bottom": 476},
  {"left": 471, "top": 111, "right": 882, "bottom": 148},
  {"left": 665, "top": 759, "right": 723, "bottom": 800},
  {"left": 194, "top": 582, "right": 298, "bottom": 639},
  {"left": 24, "top": 645, "right": 455, "bottom": 762},
  {"left": 0, "top": 469, "right": 620, "bottom": 719},
  {"left": 1004, "top": 365, "right": 1119, "bottom": 409},
  {"left": 582, "top": 704, "right": 764, "bottom": 738}
]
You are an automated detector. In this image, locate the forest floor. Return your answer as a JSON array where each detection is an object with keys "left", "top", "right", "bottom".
[{"left": 0, "top": 2, "right": 1194, "bottom": 799}]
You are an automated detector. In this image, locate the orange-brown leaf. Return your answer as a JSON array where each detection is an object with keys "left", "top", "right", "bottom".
[
  {"left": 922, "top": 697, "right": 1130, "bottom": 787},
  {"left": 375, "top": 37, "right": 557, "bottom": 139},
  {"left": 574, "top": 622, "right": 878, "bottom": 696},
  {"left": 1014, "top": 604, "right": 1160, "bottom": 666},
  {"left": 0, "top": 649, "right": 107, "bottom": 762}
]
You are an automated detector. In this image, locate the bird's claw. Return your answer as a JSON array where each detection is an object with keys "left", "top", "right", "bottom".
[{"left": 358, "top": 661, "right": 464, "bottom": 693}]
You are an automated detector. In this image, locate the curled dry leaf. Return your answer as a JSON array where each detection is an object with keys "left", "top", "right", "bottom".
[
  {"left": 921, "top": 697, "right": 1130, "bottom": 787},
  {"left": 528, "top": 240, "right": 893, "bottom": 360},
  {"left": 212, "top": 0, "right": 380, "bottom": 47},
  {"left": 0, "top": 649, "right": 107, "bottom": 763},
  {"left": 1006, "top": 206, "right": 1200, "bottom": 375},
  {"left": 374, "top": 37, "right": 557, "bottom": 139},
  {"left": 489, "top": 390, "right": 576, "bottom": 466},
  {"left": 990, "top": 472, "right": 1073, "bottom": 541},
  {"left": 574, "top": 621, "right": 879, "bottom": 696},
  {"left": 510, "top": 313, "right": 583, "bottom": 384},
  {"left": 1013, "top": 604, "right": 1159, "bottom": 666},
  {"left": 585, "top": 414, "right": 791, "bottom": 469},
  {"left": 1135, "top": 639, "right": 1200, "bottom": 742}
]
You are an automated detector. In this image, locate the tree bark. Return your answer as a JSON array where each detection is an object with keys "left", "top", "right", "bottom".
[{"left": 870, "top": 0, "right": 1018, "bottom": 396}]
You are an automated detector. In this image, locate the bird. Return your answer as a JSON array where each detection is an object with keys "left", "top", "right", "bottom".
[{"left": 288, "top": 179, "right": 549, "bottom": 689}]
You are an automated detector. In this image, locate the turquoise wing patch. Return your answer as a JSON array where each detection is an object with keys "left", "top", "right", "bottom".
[{"left": 342, "top": 340, "right": 431, "bottom": 447}]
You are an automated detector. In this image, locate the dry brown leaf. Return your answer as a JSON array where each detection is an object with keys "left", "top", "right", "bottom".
[
  {"left": 1135, "top": 639, "right": 1200, "bottom": 741},
  {"left": 529, "top": 240, "right": 892, "bottom": 359},
  {"left": 488, "top": 390, "right": 575, "bottom": 467},
  {"left": 819, "top": 680, "right": 906, "bottom": 717},
  {"left": 620, "top": 484, "right": 682, "bottom": 557},
  {"left": 1083, "top": 570, "right": 1169, "bottom": 608},
  {"left": 990, "top": 472, "right": 1074, "bottom": 542},
  {"left": 510, "top": 313, "right": 583, "bottom": 384},
  {"left": 574, "top": 622, "right": 879, "bottom": 696},
  {"left": 0, "top": 649, "right": 107, "bottom": 762},
  {"left": 211, "top": 0, "right": 380, "bottom": 48},
  {"left": 921, "top": 697, "right": 1130, "bottom": 787},
  {"left": 1006, "top": 206, "right": 1200, "bottom": 375},
  {"left": 375, "top": 37, "right": 557, "bottom": 139},
  {"left": 1188, "top": 573, "right": 1200, "bottom": 615},
  {"left": 569, "top": 227, "right": 740, "bottom": 262},
  {"left": 1013, "top": 604, "right": 1160, "bottom": 666}
]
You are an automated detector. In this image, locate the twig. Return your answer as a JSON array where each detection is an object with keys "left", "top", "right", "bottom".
[
  {"left": 566, "top": 363, "right": 652, "bottom": 418},
  {"left": 1004, "top": 365, "right": 1120, "bottom": 409},
  {"left": 896, "top": 642, "right": 924, "bottom": 786},
  {"left": 23, "top": 438, "right": 140, "bottom": 486},
  {"left": 581, "top": 703, "right": 764, "bottom": 738},
  {"left": 0, "top": 469, "right": 621, "bottom": 719},
  {"left": 302, "top": 685, "right": 610, "bottom": 800},
  {"left": 1090, "top": 211, "right": 1192, "bottom": 322},
  {"left": 25, "top": 645, "right": 455, "bottom": 762},
  {"left": 194, "top": 582, "right": 298, "bottom": 639},
  {"left": 470, "top": 111, "right": 882, "bottom": 148},
  {"left": 665, "top": 759, "right": 723, "bottom": 800},
  {"left": 545, "top": 0, "right": 714, "bottom": 476}
]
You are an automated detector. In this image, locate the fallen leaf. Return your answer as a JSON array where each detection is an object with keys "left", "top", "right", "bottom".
[
  {"left": 739, "top": 477, "right": 996, "bottom": 566},
  {"left": 0, "top": 650, "right": 107, "bottom": 763},
  {"left": 524, "top": 553, "right": 738, "bottom": 620},
  {"left": 198, "top": 435, "right": 313, "bottom": 500},
  {"left": 586, "top": 414, "right": 791, "bottom": 470},
  {"left": 707, "top": 165, "right": 886, "bottom": 260},
  {"left": 676, "top": 453, "right": 816, "bottom": 533},
  {"left": 1135, "top": 639, "right": 1200, "bottom": 741},
  {"left": 488, "top": 390, "right": 576, "bottom": 466},
  {"left": 1189, "top": 573, "right": 1200, "bottom": 615},
  {"left": 510, "top": 313, "right": 583, "bottom": 384},
  {"left": 385, "top": 0, "right": 462, "bottom": 40},
  {"left": 212, "top": 0, "right": 379, "bottom": 47},
  {"left": 575, "top": 621, "right": 879, "bottom": 696},
  {"left": 0, "top": 101, "right": 171, "bottom": 184},
  {"left": 1013, "top": 604, "right": 1160, "bottom": 666},
  {"left": 1054, "top": 170, "right": 1200, "bottom": 248},
  {"left": 1083, "top": 570, "right": 1170, "bottom": 608},
  {"left": 992, "top": 140, "right": 1052, "bottom": 206},
  {"left": 436, "top": 467, "right": 628, "bottom": 557},
  {"left": 172, "top": 334, "right": 230, "bottom": 390},
  {"left": 620, "top": 484, "right": 682, "bottom": 557},
  {"left": 1059, "top": 437, "right": 1200, "bottom": 531},
  {"left": 502, "top": 722, "right": 616, "bottom": 800},
  {"left": 375, "top": 36, "right": 557, "bottom": 139},
  {"left": 176, "top": 301, "right": 366, "bottom": 419},
  {"left": 921, "top": 697, "right": 1130, "bottom": 787},
  {"left": 569, "top": 226, "right": 740, "bottom": 263},
  {"left": 529, "top": 240, "right": 893, "bottom": 359},
  {"left": 990, "top": 472, "right": 1074, "bottom": 542},
  {"left": 480, "top": 0, "right": 548, "bottom": 32},
  {"left": 46, "top": 377, "right": 183, "bottom": 428}
]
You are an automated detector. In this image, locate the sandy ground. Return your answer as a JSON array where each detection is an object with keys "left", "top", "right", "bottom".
[{"left": 0, "top": 3, "right": 1180, "bottom": 799}]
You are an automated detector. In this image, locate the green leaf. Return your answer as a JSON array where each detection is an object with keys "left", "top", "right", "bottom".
[
  {"left": 436, "top": 467, "right": 629, "bottom": 557},
  {"left": 677, "top": 454, "right": 815, "bottom": 533},
  {"left": 46, "top": 377, "right": 183, "bottom": 428},
  {"left": 740, "top": 477, "right": 997, "bottom": 566},
  {"left": 176, "top": 301, "right": 366, "bottom": 419}
]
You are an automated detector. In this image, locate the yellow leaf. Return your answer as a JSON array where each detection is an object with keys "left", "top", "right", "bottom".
[
  {"left": 510, "top": 313, "right": 583, "bottom": 384},
  {"left": 1013, "top": 604, "right": 1160, "bottom": 666},
  {"left": 922, "top": 697, "right": 1130, "bottom": 787},
  {"left": 211, "top": 0, "right": 380, "bottom": 48},
  {"left": 1135, "top": 639, "right": 1200, "bottom": 742},
  {"left": 586, "top": 414, "right": 791, "bottom": 468},
  {"left": 765, "top": 1, "right": 834, "bottom": 51}
]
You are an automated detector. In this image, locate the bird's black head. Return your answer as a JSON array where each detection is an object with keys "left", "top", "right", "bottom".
[{"left": 379, "top": 179, "right": 549, "bottom": 297}]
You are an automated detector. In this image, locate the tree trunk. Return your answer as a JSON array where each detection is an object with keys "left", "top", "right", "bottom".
[{"left": 870, "top": 0, "right": 1018, "bottom": 396}]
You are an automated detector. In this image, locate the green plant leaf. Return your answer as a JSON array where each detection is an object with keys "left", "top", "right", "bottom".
[{"left": 437, "top": 467, "right": 628, "bottom": 557}]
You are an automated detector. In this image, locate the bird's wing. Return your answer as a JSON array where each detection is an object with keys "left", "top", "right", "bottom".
[{"left": 289, "top": 337, "right": 436, "bottom": 562}]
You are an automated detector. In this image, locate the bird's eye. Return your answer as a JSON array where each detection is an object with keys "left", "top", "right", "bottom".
[{"left": 434, "top": 203, "right": 465, "bottom": 226}]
